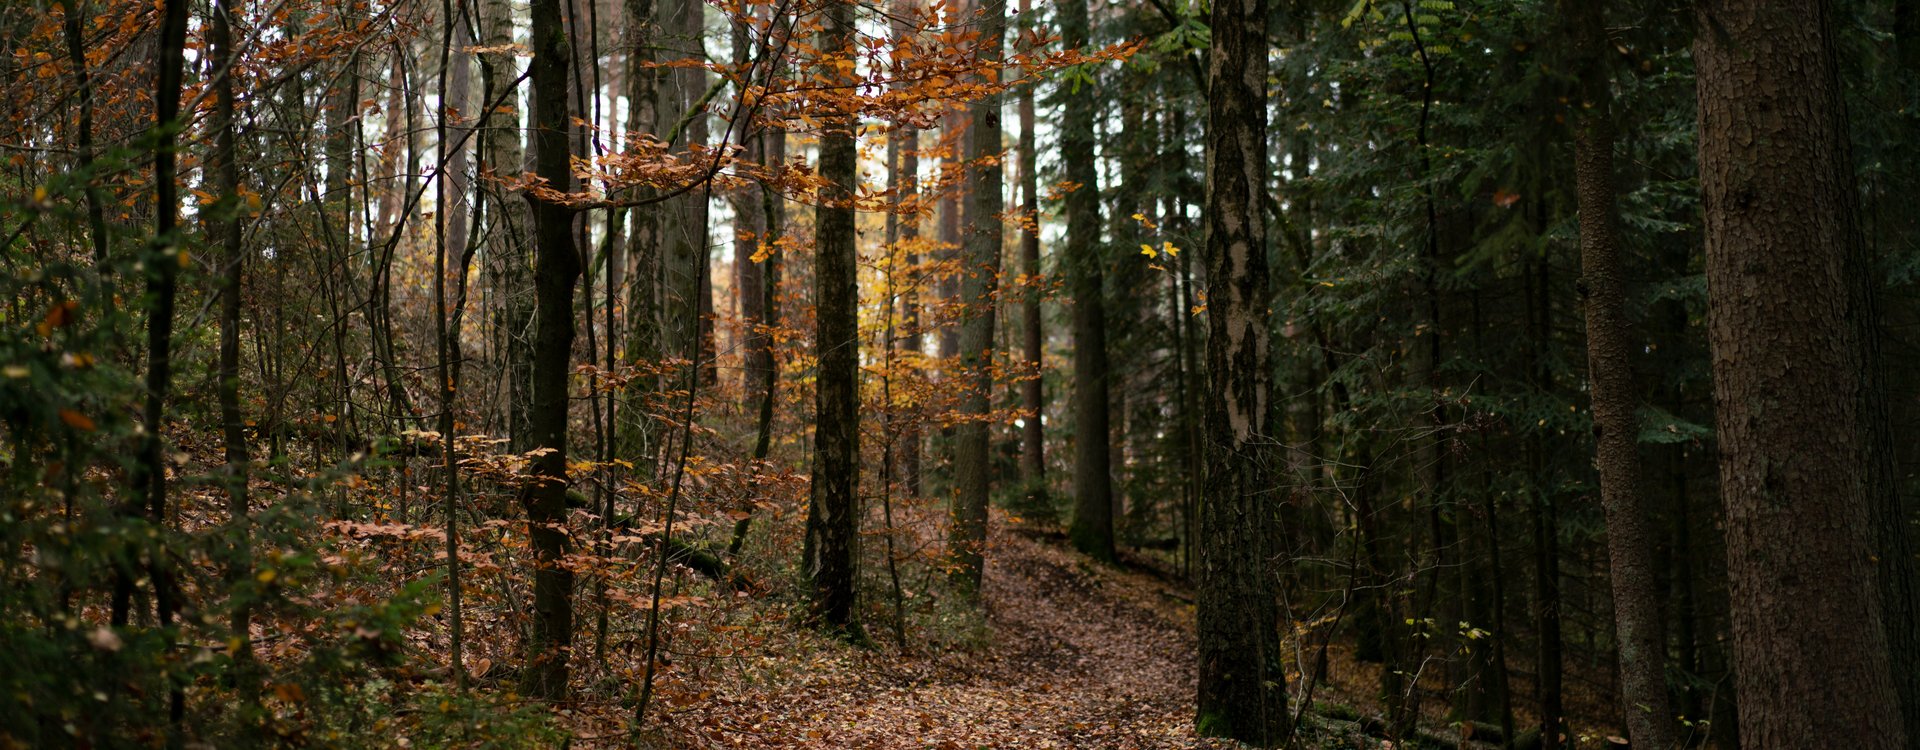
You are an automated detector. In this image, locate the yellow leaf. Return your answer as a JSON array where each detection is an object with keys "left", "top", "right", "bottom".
[
  {"left": 256, "top": 569, "right": 277, "bottom": 584},
  {"left": 1139, "top": 244, "right": 1157, "bottom": 258}
]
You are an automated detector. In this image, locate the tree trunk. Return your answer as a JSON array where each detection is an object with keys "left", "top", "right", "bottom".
[
  {"left": 1695, "top": 1, "right": 1907, "bottom": 745},
  {"left": 620, "top": 0, "right": 661, "bottom": 473},
  {"left": 806, "top": 0, "right": 862, "bottom": 633},
  {"left": 1195, "top": 0, "right": 1286, "bottom": 743},
  {"left": 118, "top": 0, "right": 190, "bottom": 726},
  {"left": 948, "top": 0, "right": 1005, "bottom": 594},
  {"left": 895, "top": 6, "right": 923, "bottom": 499},
  {"left": 481, "top": 0, "right": 535, "bottom": 450},
  {"left": 1016, "top": 0, "right": 1045, "bottom": 513},
  {"left": 659, "top": 0, "right": 710, "bottom": 378},
  {"left": 522, "top": 0, "right": 580, "bottom": 701},
  {"left": 1060, "top": 0, "right": 1112, "bottom": 563},
  {"left": 209, "top": 0, "right": 255, "bottom": 672},
  {"left": 1562, "top": 1, "right": 1674, "bottom": 746}
]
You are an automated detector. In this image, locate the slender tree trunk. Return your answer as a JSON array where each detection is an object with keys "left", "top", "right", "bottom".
[
  {"left": 125, "top": 0, "right": 190, "bottom": 726},
  {"left": 1195, "top": 0, "right": 1285, "bottom": 743},
  {"left": 1871, "top": 3, "right": 1920, "bottom": 738},
  {"left": 620, "top": 0, "right": 661, "bottom": 474},
  {"left": 481, "top": 0, "right": 535, "bottom": 450},
  {"left": 1561, "top": 2, "right": 1673, "bottom": 745},
  {"left": 1059, "top": 0, "right": 1112, "bottom": 562},
  {"left": 949, "top": 0, "right": 1005, "bottom": 594},
  {"left": 209, "top": 0, "right": 255, "bottom": 674},
  {"left": 435, "top": 0, "right": 469, "bottom": 691},
  {"left": 728, "top": 7, "right": 779, "bottom": 555},
  {"left": 1527, "top": 253, "right": 1565, "bottom": 750},
  {"left": 59, "top": 0, "right": 107, "bottom": 266},
  {"left": 659, "top": 0, "right": 710, "bottom": 378},
  {"left": 522, "top": 0, "right": 581, "bottom": 700},
  {"left": 894, "top": 6, "right": 923, "bottom": 499},
  {"left": 1016, "top": 0, "right": 1044, "bottom": 513},
  {"left": 1695, "top": 0, "right": 1908, "bottom": 746},
  {"left": 806, "top": 0, "right": 862, "bottom": 633}
]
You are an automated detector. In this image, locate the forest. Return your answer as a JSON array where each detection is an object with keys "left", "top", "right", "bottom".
[{"left": 0, "top": 0, "right": 1915, "bottom": 746}]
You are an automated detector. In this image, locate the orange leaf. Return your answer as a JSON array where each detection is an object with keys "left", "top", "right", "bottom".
[{"left": 59, "top": 409, "right": 95, "bottom": 431}]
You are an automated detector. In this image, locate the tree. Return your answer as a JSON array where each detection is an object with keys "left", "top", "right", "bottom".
[
  {"left": 1562, "top": 0, "right": 1672, "bottom": 745},
  {"left": 1059, "top": 0, "right": 1112, "bottom": 563},
  {"left": 522, "top": 0, "right": 582, "bottom": 700},
  {"left": 1696, "top": 0, "right": 1908, "bottom": 746},
  {"left": 1015, "top": 0, "right": 1044, "bottom": 513},
  {"left": 481, "top": 0, "right": 535, "bottom": 449},
  {"left": 806, "top": 0, "right": 862, "bottom": 632},
  {"left": 948, "top": 0, "right": 1006, "bottom": 593},
  {"left": 1194, "top": 0, "right": 1285, "bottom": 743},
  {"left": 209, "top": 0, "right": 255, "bottom": 675}
]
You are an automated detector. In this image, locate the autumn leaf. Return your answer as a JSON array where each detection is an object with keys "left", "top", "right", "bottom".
[{"left": 58, "top": 409, "right": 94, "bottom": 431}]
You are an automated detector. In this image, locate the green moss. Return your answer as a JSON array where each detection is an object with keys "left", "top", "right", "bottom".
[{"left": 1195, "top": 711, "right": 1229, "bottom": 737}]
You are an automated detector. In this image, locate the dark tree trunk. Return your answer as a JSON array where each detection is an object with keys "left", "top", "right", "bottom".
[
  {"left": 894, "top": 5, "right": 923, "bottom": 499},
  {"left": 1194, "top": 0, "right": 1286, "bottom": 743},
  {"left": 522, "top": 0, "right": 580, "bottom": 700},
  {"left": 1060, "top": 0, "right": 1112, "bottom": 563},
  {"left": 806, "top": 0, "right": 861, "bottom": 632},
  {"left": 1696, "top": 0, "right": 1908, "bottom": 745},
  {"left": 1016, "top": 0, "right": 1045, "bottom": 513},
  {"left": 112, "top": 0, "right": 190, "bottom": 726},
  {"left": 1562, "top": 1, "right": 1675, "bottom": 746},
  {"left": 209, "top": 0, "right": 255, "bottom": 672},
  {"left": 1527, "top": 253, "right": 1565, "bottom": 750},
  {"left": 1871, "top": 0, "right": 1920, "bottom": 737},
  {"left": 947, "top": 0, "right": 1005, "bottom": 594},
  {"left": 730, "top": 6, "right": 779, "bottom": 556}
]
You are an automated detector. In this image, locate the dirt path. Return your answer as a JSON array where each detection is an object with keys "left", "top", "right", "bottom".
[{"left": 662, "top": 521, "right": 1237, "bottom": 749}]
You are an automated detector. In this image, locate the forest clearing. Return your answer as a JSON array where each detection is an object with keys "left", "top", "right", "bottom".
[{"left": 2, "top": 0, "right": 1917, "bottom": 747}]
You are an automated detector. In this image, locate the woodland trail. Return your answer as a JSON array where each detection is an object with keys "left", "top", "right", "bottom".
[{"left": 660, "top": 519, "right": 1242, "bottom": 749}]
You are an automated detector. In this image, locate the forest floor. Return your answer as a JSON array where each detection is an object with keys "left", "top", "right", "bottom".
[
  {"left": 584, "top": 515, "right": 1406, "bottom": 750},
  {"left": 637, "top": 519, "right": 1242, "bottom": 749}
]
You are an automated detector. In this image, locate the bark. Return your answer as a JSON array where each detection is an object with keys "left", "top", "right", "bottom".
[
  {"left": 445, "top": 1, "right": 472, "bottom": 270},
  {"left": 1528, "top": 253, "right": 1565, "bottom": 750},
  {"left": 435, "top": 0, "right": 469, "bottom": 690},
  {"left": 806, "top": 0, "right": 861, "bottom": 632},
  {"left": 724, "top": 9, "right": 777, "bottom": 557},
  {"left": 1060, "top": 0, "right": 1113, "bottom": 563},
  {"left": 1194, "top": 0, "right": 1286, "bottom": 743},
  {"left": 1695, "top": 1, "right": 1907, "bottom": 745},
  {"left": 480, "top": 0, "right": 535, "bottom": 449},
  {"left": 949, "top": 0, "right": 1005, "bottom": 594},
  {"left": 58, "top": 0, "right": 106, "bottom": 266},
  {"left": 659, "top": 0, "right": 711, "bottom": 375},
  {"left": 1875, "top": 2, "right": 1920, "bottom": 738},
  {"left": 111, "top": 0, "right": 190, "bottom": 726},
  {"left": 895, "top": 12, "right": 924, "bottom": 499},
  {"left": 1562, "top": 2, "right": 1673, "bottom": 746},
  {"left": 522, "top": 0, "right": 581, "bottom": 700},
  {"left": 1016, "top": 0, "right": 1044, "bottom": 513},
  {"left": 209, "top": 0, "right": 255, "bottom": 671},
  {"left": 621, "top": 0, "right": 661, "bottom": 472}
]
